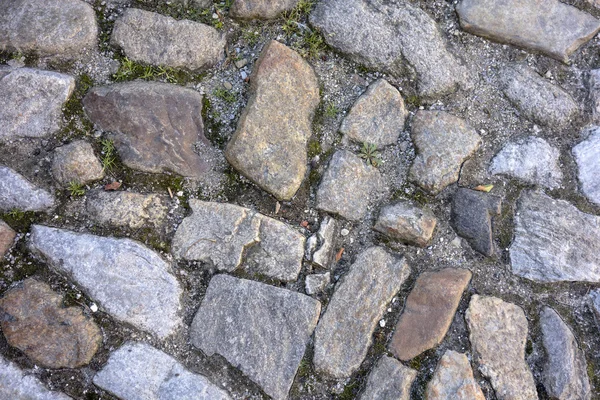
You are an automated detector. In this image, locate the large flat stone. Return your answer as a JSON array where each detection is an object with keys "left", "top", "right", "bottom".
[
  {"left": 28, "top": 225, "right": 182, "bottom": 338},
  {"left": 231, "top": 0, "right": 299, "bottom": 20},
  {"left": 510, "top": 190, "right": 600, "bottom": 283},
  {"left": 52, "top": 140, "right": 105, "bottom": 185},
  {"left": 0, "top": 354, "right": 70, "bottom": 400},
  {"left": 426, "top": 350, "right": 485, "bottom": 400},
  {"left": 313, "top": 246, "right": 410, "bottom": 378},
  {"left": 190, "top": 274, "right": 321, "bottom": 400},
  {"left": 573, "top": 127, "right": 600, "bottom": 206},
  {"left": 374, "top": 201, "right": 437, "bottom": 247},
  {"left": 0, "top": 166, "right": 55, "bottom": 212},
  {"left": 360, "top": 356, "right": 416, "bottom": 400},
  {"left": 225, "top": 40, "right": 319, "bottom": 200},
  {"left": 456, "top": 0, "right": 600, "bottom": 63}
]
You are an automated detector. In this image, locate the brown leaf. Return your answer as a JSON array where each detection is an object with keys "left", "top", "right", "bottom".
[
  {"left": 104, "top": 181, "right": 121, "bottom": 191},
  {"left": 335, "top": 247, "right": 345, "bottom": 262},
  {"left": 300, "top": 220, "right": 309, "bottom": 228},
  {"left": 474, "top": 184, "right": 493, "bottom": 193}
]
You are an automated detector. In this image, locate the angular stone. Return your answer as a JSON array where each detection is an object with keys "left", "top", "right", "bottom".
[
  {"left": 0, "top": 67, "right": 75, "bottom": 140},
  {"left": 83, "top": 81, "right": 217, "bottom": 178},
  {"left": 390, "top": 268, "right": 471, "bottom": 361},
  {"left": 52, "top": 140, "right": 105, "bottom": 185},
  {"left": 451, "top": 188, "right": 501, "bottom": 257},
  {"left": 340, "top": 79, "right": 407, "bottom": 148},
  {"left": 0, "top": 220, "right": 16, "bottom": 257},
  {"left": 225, "top": 41, "right": 319, "bottom": 200},
  {"left": 316, "top": 150, "right": 385, "bottom": 221},
  {"left": 466, "top": 295, "right": 537, "bottom": 400},
  {"left": 86, "top": 190, "right": 169, "bottom": 230},
  {"left": 310, "top": 0, "right": 470, "bottom": 98},
  {"left": 589, "top": 70, "right": 600, "bottom": 124},
  {"left": 456, "top": 0, "right": 600, "bottom": 63},
  {"left": 360, "top": 356, "right": 416, "bottom": 400},
  {"left": 409, "top": 111, "right": 482, "bottom": 194},
  {"left": 231, "top": 0, "right": 299, "bottom": 20},
  {"left": 314, "top": 247, "right": 410, "bottom": 378},
  {"left": 0, "top": 166, "right": 55, "bottom": 212},
  {"left": 590, "top": 290, "right": 600, "bottom": 327},
  {"left": 490, "top": 136, "right": 562, "bottom": 189},
  {"left": 190, "top": 274, "right": 320, "bottom": 400},
  {"left": 374, "top": 201, "right": 437, "bottom": 247},
  {"left": 540, "top": 307, "right": 591, "bottom": 400},
  {"left": 28, "top": 225, "right": 182, "bottom": 338},
  {"left": 510, "top": 190, "right": 600, "bottom": 283},
  {"left": 0, "top": 0, "right": 97, "bottom": 58},
  {"left": 0, "top": 355, "right": 70, "bottom": 400},
  {"left": 500, "top": 66, "right": 578, "bottom": 127},
  {"left": 94, "top": 342, "right": 231, "bottom": 400},
  {"left": 0, "top": 279, "right": 102, "bottom": 369},
  {"left": 306, "top": 216, "right": 338, "bottom": 268},
  {"left": 426, "top": 350, "right": 485, "bottom": 400},
  {"left": 573, "top": 127, "right": 600, "bottom": 205},
  {"left": 305, "top": 272, "right": 330, "bottom": 295},
  {"left": 111, "top": 8, "right": 225, "bottom": 70}
]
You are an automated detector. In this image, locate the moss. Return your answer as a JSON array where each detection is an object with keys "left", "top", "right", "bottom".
[
  {"left": 58, "top": 73, "right": 95, "bottom": 141},
  {"left": 307, "top": 139, "right": 322, "bottom": 158},
  {"left": 338, "top": 380, "right": 360, "bottom": 400},
  {"left": 405, "top": 95, "right": 421, "bottom": 108},
  {"left": 112, "top": 57, "right": 205, "bottom": 85},
  {"left": 308, "top": 169, "right": 321, "bottom": 186},
  {"left": 0, "top": 210, "right": 38, "bottom": 233},
  {"left": 202, "top": 97, "right": 227, "bottom": 149}
]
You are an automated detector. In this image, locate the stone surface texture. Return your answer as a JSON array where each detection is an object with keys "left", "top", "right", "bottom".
[
  {"left": 0, "top": 166, "right": 55, "bottom": 212},
  {"left": 305, "top": 272, "right": 330, "bottom": 295},
  {"left": 230, "top": 0, "right": 299, "bottom": 20},
  {"left": 225, "top": 40, "right": 319, "bottom": 200},
  {"left": 374, "top": 201, "right": 437, "bottom": 247},
  {"left": 573, "top": 127, "right": 600, "bottom": 205},
  {"left": 360, "top": 356, "right": 416, "bottom": 400},
  {"left": 0, "top": 355, "right": 70, "bottom": 400},
  {"left": 0, "top": 220, "right": 16, "bottom": 257},
  {"left": 589, "top": 69, "right": 600, "bottom": 123},
  {"left": 190, "top": 274, "right": 320, "bottom": 400},
  {"left": 29, "top": 225, "right": 182, "bottom": 338},
  {"left": 306, "top": 216, "right": 338, "bottom": 268},
  {"left": 51, "top": 140, "right": 105, "bottom": 185},
  {"left": 314, "top": 246, "right": 410, "bottom": 378},
  {"left": 426, "top": 350, "right": 485, "bottom": 400},
  {"left": 0, "top": 279, "right": 102, "bottom": 369},
  {"left": 591, "top": 290, "right": 600, "bottom": 326}
]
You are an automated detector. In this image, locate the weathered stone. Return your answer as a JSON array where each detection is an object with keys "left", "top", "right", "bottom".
[
  {"left": 426, "top": 350, "right": 485, "bottom": 400},
  {"left": 29, "top": 225, "right": 182, "bottom": 338},
  {"left": 86, "top": 190, "right": 169, "bottom": 230},
  {"left": 225, "top": 41, "right": 319, "bottom": 200},
  {"left": 340, "top": 79, "right": 407, "bottom": 148},
  {"left": 306, "top": 216, "right": 338, "bottom": 268},
  {"left": 0, "top": 67, "right": 75, "bottom": 140},
  {"left": 0, "top": 166, "right": 55, "bottom": 212},
  {"left": 374, "top": 201, "right": 437, "bottom": 247},
  {"left": 510, "top": 190, "right": 600, "bottom": 283},
  {"left": 190, "top": 274, "right": 320, "bottom": 400},
  {"left": 390, "top": 268, "right": 471, "bottom": 361},
  {"left": 457, "top": 0, "right": 600, "bottom": 63},
  {"left": 52, "top": 141, "right": 105, "bottom": 185},
  {"left": 589, "top": 70, "right": 600, "bottom": 123},
  {"left": 409, "top": 111, "right": 482, "bottom": 194},
  {"left": 573, "top": 127, "right": 600, "bottom": 205},
  {"left": 111, "top": 8, "right": 225, "bottom": 70},
  {"left": 0, "top": 279, "right": 102, "bottom": 369},
  {"left": 466, "top": 295, "right": 537, "bottom": 400},
  {"left": 0, "top": 0, "right": 97, "bottom": 58},
  {"left": 314, "top": 246, "right": 410, "bottom": 378},
  {"left": 310, "top": 0, "right": 470, "bottom": 98},
  {"left": 490, "top": 136, "right": 562, "bottom": 189},
  {"left": 231, "top": 0, "right": 299, "bottom": 20},
  {"left": 540, "top": 307, "right": 591, "bottom": 400},
  {"left": 83, "top": 81, "right": 219, "bottom": 178},
  {"left": 0, "top": 220, "right": 16, "bottom": 257},
  {"left": 316, "top": 150, "right": 385, "bottom": 221},
  {"left": 590, "top": 290, "right": 600, "bottom": 327},
  {"left": 360, "top": 356, "right": 416, "bottom": 400},
  {"left": 94, "top": 342, "right": 231, "bottom": 400},
  {"left": 451, "top": 188, "right": 501, "bottom": 257},
  {"left": 172, "top": 200, "right": 305, "bottom": 281},
  {"left": 305, "top": 272, "right": 330, "bottom": 295},
  {"left": 0, "top": 355, "right": 70, "bottom": 400}
]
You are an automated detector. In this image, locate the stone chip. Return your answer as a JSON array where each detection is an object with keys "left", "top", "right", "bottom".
[
  {"left": 374, "top": 201, "right": 437, "bottom": 247},
  {"left": 0, "top": 166, "right": 55, "bottom": 212},
  {"left": 360, "top": 356, "right": 416, "bottom": 400},
  {"left": 52, "top": 140, "right": 105, "bottom": 185},
  {"left": 0, "top": 220, "right": 16, "bottom": 257}
]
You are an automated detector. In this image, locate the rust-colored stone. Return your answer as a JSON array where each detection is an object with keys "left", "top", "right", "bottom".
[{"left": 0, "top": 220, "right": 16, "bottom": 257}]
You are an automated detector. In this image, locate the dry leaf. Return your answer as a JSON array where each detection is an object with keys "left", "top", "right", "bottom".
[
  {"left": 474, "top": 184, "right": 493, "bottom": 193},
  {"left": 167, "top": 187, "right": 173, "bottom": 199},
  {"left": 104, "top": 181, "right": 121, "bottom": 191},
  {"left": 300, "top": 220, "right": 309, "bottom": 228},
  {"left": 275, "top": 202, "right": 281, "bottom": 214},
  {"left": 335, "top": 247, "right": 345, "bottom": 262}
]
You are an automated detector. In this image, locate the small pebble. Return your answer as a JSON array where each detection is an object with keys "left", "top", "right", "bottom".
[
  {"left": 90, "top": 303, "right": 98, "bottom": 312},
  {"left": 340, "top": 228, "right": 350, "bottom": 236},
  {"left": 223, "top": 82, "right": 233, "bottom": 90},
  {"left": 234, "top": 59, "right": 248, "bottom": 69}
]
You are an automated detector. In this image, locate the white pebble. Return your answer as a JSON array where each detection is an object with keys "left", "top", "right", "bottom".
[
  {"left": 90, "top": 303, "right": 98, "bottom": 312},
  {"left": 379, "top": 319, "right": 386, "bottom": 328},
  {"left": 340, "top": 228, "right": 350, "bottom": 236}
]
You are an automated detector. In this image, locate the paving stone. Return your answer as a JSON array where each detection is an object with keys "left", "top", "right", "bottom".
[
  {"left": 190, "top": 274, "right": 320, "bottom": 400},
  {"left": 313, "top": 246, "right": 410, "bottom": 378},
  {"left": 426, "top": 350, "right": 485, "bottom": 400},
  {"left": 306, "top": 216, "right": 338, "bottom": 268},
  {"left": 111, "top": 8, "right": 225, "bottom": 70},
  {"left": 316, "top": 150, "right": 385, "bottom": 221},
  {"left": 51, "top": 140, "right": 105, "bottom": 185},
  {"left": 540, "top": 307, "right": 591, "bottom": 400},
  {"left": 456, "top": 0, "right": 600, "bottom": 63},
  {"left": 390, "top": 268, "right": 471, "bottom": 361},
  {"left": 466, "top": 295, "right": 537, "bottom": 400},
  {"left": 0, "top": 354, "right": 70, "bottom": 400},
  {"left": 231, "top": 0, "right": 299, "bottom": 20},
  {"left": 0, "top": 278, "right": 102, "bottom": 369},
  {"left": 225, "top": 40, "right": 319, "bottom": 200},
  {"left": 589, "top": 70, "right": 600, "bottom": 123},
  {"left": 305, "top": 272, "right": 330, "bottom": 295},
  {"left": 573, "top": 127, "right": 600, "bottom": 205},
  {"left": 360, "top": 355, "right": 416, "bottom": 400},
  {"left": 29, "top": 225, "right": 182, "bottom": 338},
  {"left": 409, "top": 111, "right": 482, "bottom": 194},
  {"left": 510, "top": 190, "right": 600, "bottom": 283},
  {"left": 86, "top": 190, "right": 169, "bottom": 230},
  {"left": 83, "top": 81, "right": 219, "bottom": 179},
  {"left": 0, "top": 220, "right": 16, "bottom": 257},
  {"left": 94, "top": 342, "right": 231, "bottom": 400},
  {"left": 310, "top": 0, "right": 470, "bottom": 99},
  {"left": 500, "top": 65, "right": 578, "bottom": 127},
  {"left": 374, "top": 201, "right": 437, "bottom": 247},
  {"left": 0, "top": 166, "right": 55, "bottom": 212},
  {"left": 451, "top": 188, "right": 501, "bottom": 257},
  {"left": 340, "top": 79, "right": 407, "bottom": 148},
  {"left": 489, "top": 136, "right": 562, "bottom": 189},
  {"left": 172, "top": 200, "right": 304, "bottom": 281},
  {"left": 0, "top": 67, "right": 75, "bottom": 140},
  {"left": 0, "top": 0, "right": 97, "bottom": 58}
]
